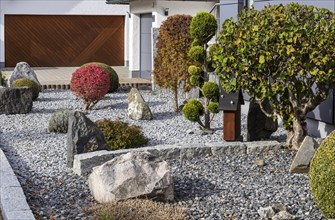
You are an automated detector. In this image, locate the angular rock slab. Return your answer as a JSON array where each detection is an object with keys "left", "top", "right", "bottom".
[
  {"left": 0, "top": 87, "right": 33, "bottom": 114},
  {"left": 247, "top": 100, "right": 278, "bottom": 141},
  {"left": 67, "top": 111, "right": 109, "bottom": 167},
  {"left": 290, "top": 136, "right": 317, "bottom": 173},
  {"left": 88, "top": 151, "right": 174, "bottom": 203},
  {"left": 128, "top": 88, "right": 153, "bottom": 120},
  {"left": 8, "top": 62, "right": 41, "bottom": 87}
]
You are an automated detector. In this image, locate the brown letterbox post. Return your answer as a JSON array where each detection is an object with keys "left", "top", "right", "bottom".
[{"left": 218, "top": 88, "right": 244, "bottom": 141}]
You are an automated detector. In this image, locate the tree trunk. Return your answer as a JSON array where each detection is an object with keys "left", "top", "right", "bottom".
[
  {"left": 286, "top": 116, "right": 307, "bottom": 150},
  {"left": 172, "top": 88, "right": 179, "bottom": 112},
  {"left": 203, "top": 97, "right": 211, "bottom": 130}
]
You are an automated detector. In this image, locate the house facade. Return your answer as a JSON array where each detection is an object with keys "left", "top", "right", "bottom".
[{"left": 0, "top": 0, "right": 129, "bottom": 67}]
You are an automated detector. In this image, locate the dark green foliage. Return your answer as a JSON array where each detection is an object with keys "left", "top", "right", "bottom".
[
  {"left": 208, "top": 102, "right": 219, "bottom": 114},
  {"left": 154, "top": 14, "right": 193, "bottom": 112},
  {"left": 309, "top": 131, "right": 335, "bottom": 218},
  {"left": 48, "top": 109, "right": 71, "bottom": 133},
  {"left": 0, "top": 71, "right": 6, "bottom": 87},
  {"left": 182, "top": 98, "right": 204, "bottom": 122},
  {"left": 95, "top": 119, "right": 148, "bottom": 150},
  {"left": 82, "top": 62, "right": 119, "bottom": 93},
  {"left": 202, "top": 81, "right": 219, "bottom": 102},
  {"left": 190, "top": 11, "right": 218, "bottom": 45},
  {"left": 213, "top": 3, "right": 335, "bottom": 148},
  {"left": 12, "top": 78, "right": 40, "bottom": 101}
]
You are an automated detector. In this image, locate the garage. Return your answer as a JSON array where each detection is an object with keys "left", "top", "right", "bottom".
[{"left": 5, "top": 15, "right": 124, "bottom": 67}]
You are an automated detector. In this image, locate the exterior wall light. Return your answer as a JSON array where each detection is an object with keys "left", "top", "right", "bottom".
[{"left": 164, "top": 8, "right": 169, "bottom": 16}]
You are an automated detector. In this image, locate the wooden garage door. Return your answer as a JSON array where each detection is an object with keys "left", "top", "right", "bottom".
[{"left": 5, "top": 15, "right": 124, "bottom": 67}]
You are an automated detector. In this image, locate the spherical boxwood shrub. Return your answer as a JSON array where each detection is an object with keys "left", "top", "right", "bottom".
[
  {"left": 48, "top": 109, "right": 71, "bottom": 133},
  {"left": 309, "top": 131, "right": 335, "bottom": 219},
  {"left": 95, "top": 119, "right": 148, "bottom": 150},
  {"left": 190, "top": 11, "right": 217, "bottom": 45},
  {"left": 82, "top": 62, "right": 119, "bottom": 93},
  {"left": 12, "top": 78, "right": 39, "bottom": 101},
  {"left": 202, "top": 81, "right": 219, "bottom": 101},
  {"left": 70, "top": 65, "right": 110, "bottom": 110},
  {"left": 182, "top": 98, "right": 204, "bottom": 122}
]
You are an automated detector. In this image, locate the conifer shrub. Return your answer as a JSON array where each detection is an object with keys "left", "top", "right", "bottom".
[
  {"left": 70, "top": 65, "right": 110, "bottom": 110},
  {"left": 12, "top": 78, "right": 40, "bottom": 100},
  {"left": 95, "top": 119, "right": 148, "bottom": 150},
  {"left": 48, "top": 109, "right": 71, "bottom": 133},
  {"left": 0, "top": 71, "right": 6, "bottom": 87},
  {"left": 82, "top": 62, "right": 119, "bottom": 93},
  {"left": 182, "top": 98, "right": 204, "bottom": 122},
  {"left": 309, "top": 131, "right": 335, "bottom": 219}
]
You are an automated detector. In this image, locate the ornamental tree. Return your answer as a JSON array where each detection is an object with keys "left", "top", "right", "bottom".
[
  {"left": 71, "top": 64, "right": 110, "bottom": 110},
  {"left": 183, "top": 11, "right": 219, "bottom": 130},
  {"left": 212, "top": 3, "right": 335, "bottom": 149},
  {"left": 153, "top": 14, "right": 193, "bottom": 112}
]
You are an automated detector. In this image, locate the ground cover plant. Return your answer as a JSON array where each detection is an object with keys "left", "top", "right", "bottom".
[
  {"left": 84, "top": 199, "right": 187, "bottom": 220},
  {"left": 12, "top": 78, "right": 40, "bottom": 100},
  {"left": 95, "top": 119, "right": 148, "bottom": 150},
  {"left": 154, "top": 14, "right": 193, "bottom": 112},
  {"left": 183, "top": 11, "right": 220, "bottom": 130},
  {"left": 212, "top": 3, "right": 335, "bottom": 149},
  {"left": 70, "top": 64, "right": 110, "bottom": 110}
]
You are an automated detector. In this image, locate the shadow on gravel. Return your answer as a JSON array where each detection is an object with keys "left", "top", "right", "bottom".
[
  {"left": 173, "top": 176, "right": 217, "bottom": 201},
  {"left": 153, "top": 111, "right": 180, "bottom": 120}
]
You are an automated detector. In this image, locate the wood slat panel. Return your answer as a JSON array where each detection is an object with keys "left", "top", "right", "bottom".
[{"left": 5, "top": 15, "right": 124, "bottom": 67}]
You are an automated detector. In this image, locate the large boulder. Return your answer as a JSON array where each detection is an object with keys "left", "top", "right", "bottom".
[
  {"left": 67, "top": 111, "right": 109, "bottom": 167},
  {"left": 8, "top": 62, "right": 41, "bottom": 88},
  {"left": 88, "top": 151, "right": 174, "bottom": 203},
  {"left": 0, "top": 87, "right": 33, "bottom": 114},
  {"left": 128, "top": 88, "right": 153, "bottom": 120},
  {"left": 290, "top": 136, "right": 317, "bottom": 173},
  {"left": 247, "top": 100, "right": 278, "bottom": 141}
]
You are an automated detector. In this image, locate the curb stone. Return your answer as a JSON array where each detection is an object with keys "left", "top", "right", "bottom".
[
  {"left": 73, "top": 141, "right": 283, "bottom": 177},
  {"left": 0, "top": 149, "right": 35, "bottom": 220}
]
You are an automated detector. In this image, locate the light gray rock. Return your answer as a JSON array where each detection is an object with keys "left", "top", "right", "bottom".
[
  {"left": 128, "top": 88, "right": 153, "bottom": 120},
  {"left": 66, "top": 111, "right": 109, "bottom": 167},
  {"left": 258, "top": 206, "right": 275, "bottom": 220},
  {"left": 290, "top": 136, "right": 317, "bottom": 173},
  {"left": 246, "top": 141, "right": 282, "bottom": 154},
  {"left": 8, "top": 62, "right": 41, "bottom": 87},
  {"left": 0, "top": 87, "right": 33, "bottom": 114},
  {"left": 272, "top": 211, "right": 295, "bottom": 220},
  {"left": 88, "top": 151, "right": 174, "bottom": 203},
  {"left": 48, "top": 109, "right": 71, "bottom": 133},
  {"left": 247, "top": 100, "right": 278, "bottom": 141}
]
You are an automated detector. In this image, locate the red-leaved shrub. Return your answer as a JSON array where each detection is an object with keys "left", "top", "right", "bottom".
[{"left": 70, "top": 65, "right": 110, "bottom": 110}]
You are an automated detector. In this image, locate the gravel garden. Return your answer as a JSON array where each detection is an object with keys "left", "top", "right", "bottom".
[{"left": 0, "top": 88, "right": 325, "bottom": 219}]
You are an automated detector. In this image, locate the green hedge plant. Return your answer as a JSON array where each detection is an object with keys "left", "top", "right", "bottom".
[
  {"left": 212, "top": 3, "right": 335, "bottom": 149},
  {"left": 12, "top": 78, "right": 40, "bottom": 101}
]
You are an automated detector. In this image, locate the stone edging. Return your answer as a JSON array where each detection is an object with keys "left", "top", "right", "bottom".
[
  {"left": 0, "top": 149, "right": 35, "bottom": 220},
  {"left": 73, "top": 140, "right": 283, "bottom": 177}
]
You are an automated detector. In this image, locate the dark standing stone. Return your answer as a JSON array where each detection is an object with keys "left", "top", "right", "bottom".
[
  {"left": 247, "top": 100, "right": 278, "bottom": 141},
  {"left": 67, "top": 111, "right": 109, "bottom": 167},
  {"left": 0, "top": 87, "right": 33, "bottom": 115}
]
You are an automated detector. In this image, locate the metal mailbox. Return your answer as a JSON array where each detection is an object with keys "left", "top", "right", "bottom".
[{"left": 218, "top": 85, "right": 244, "bottom": 141}]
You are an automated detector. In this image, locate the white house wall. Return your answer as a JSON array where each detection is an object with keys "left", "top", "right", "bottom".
[
  {"left": 0, "top": 0, "right": 129, "bottom": 67},
  {"left": 128, "top": 0, "right": 216, "bottom": 77}
]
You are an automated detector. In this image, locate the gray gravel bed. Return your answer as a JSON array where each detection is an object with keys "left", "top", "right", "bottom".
[{"left": 0, "top": 89, "right": 323, "bottom": 219}]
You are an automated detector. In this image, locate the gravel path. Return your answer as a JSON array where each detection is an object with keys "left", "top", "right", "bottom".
[{"left": 0, "top": 89, "right": 324, "bottom": 219}]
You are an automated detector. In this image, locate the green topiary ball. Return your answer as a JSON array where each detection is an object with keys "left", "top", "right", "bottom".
[
  {"left": 95, "top": 119, "right": 148, "bottom": 150},
  {"left": 202, "top": 81, "right": 219, "bottom": 101},
  {"left": 48, "top": 109, "right": 71, "bottom": 133},
  {"left": 190, "top": 11, "right": 218, "bottom": 45},
  {"left": 82, "top": 62, "right": 119, "bottom": 93},
  {"left": 188, "top": 46, "right": 205, "bottom": 62},
  {"left": 309, "top": 131, "right": 335, "bottom": 219},
  {"left": 182, "top": 98, "right": 204, "bottom": 122},
  {"left": 208, "top": 101, "right": 219, "bottom": 113},
  {"left": 12, "top": 78, "right": 40, "bottom": 101}
]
